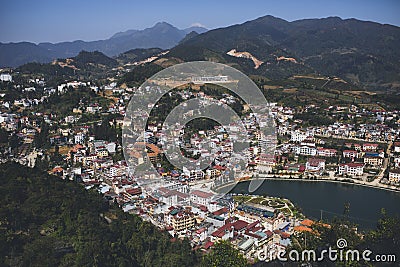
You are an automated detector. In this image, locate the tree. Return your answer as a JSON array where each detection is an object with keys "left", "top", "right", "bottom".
[
  {"left": 202, "top": 241, "right": 249, "bottom": 267},
  {"left": 34, "top": 119, "right": 50, "bottom": 148},
  {"left": 8, "top": 133, "right": 21, "bottom": 149}
]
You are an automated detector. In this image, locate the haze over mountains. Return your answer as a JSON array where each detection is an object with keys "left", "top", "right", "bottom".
[
  {"left": 2, "top": 15, "right": 400, "bottom": 89},
  {"left": 0, "top": 22, "right": 207, "bottom": 67}
]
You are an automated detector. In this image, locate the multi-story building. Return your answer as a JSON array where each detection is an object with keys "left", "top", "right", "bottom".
[
  {"left": 190, "top": 190, "right": 214, "bottom": 206},
  {"left": 343, "top": 150, "right": 358, "bottom": 158},
  {"left": 317, "top": 148, "right": 337, "bottom": 157},
  {"left": 169, "top": 209, "right": 196, "bottom": 232},
  {"left": 388, "top": 169, "right": 400, "bottom": 183},
  {"left": 74, "top": 132, "right": 85, "bottom": 144},
  {"left": 290, "top": 130, "right": 309, "bottom": 143},
  {"left": 363, "top": 156, "right": 383, "bottom": 166},
  {"left": 363, "top": 143, "right": 379, "bottom": 151},
  {"left": 306, "top": 158, "right": 326, "bottom": 172},
  {"left": 0, "top": 73, "right": 12, "bottom": 82},
  {"left": 394, "top": 142, "right": 400, "bottom": 153},
  {"left": 96, "top": 147, "right": 109, "bottom": 158},
  {"left": 338, "top": 163, "right": 364, "bottom": 176},
  {"left": 292, "top": 145, "right": 317, "bottom": 156}
]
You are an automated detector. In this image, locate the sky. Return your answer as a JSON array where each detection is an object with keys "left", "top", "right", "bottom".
[{"left": 1, "top": 0, "right": 399, "bottom": 44}]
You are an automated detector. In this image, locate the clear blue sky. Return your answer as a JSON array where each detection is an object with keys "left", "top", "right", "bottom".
[{"left": 1, "top": 0, "right": 399, "bottom": 43}]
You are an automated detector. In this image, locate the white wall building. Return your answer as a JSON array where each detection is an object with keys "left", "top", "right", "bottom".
[
  {"left": 190, "top": 190, "right": 214, "bottom": 206},
  {"left": 0, "top": 73, "right": 12, "bottom": 82},
  {"left": 338, "top": 163, "right": 364, "bottom": 176}
]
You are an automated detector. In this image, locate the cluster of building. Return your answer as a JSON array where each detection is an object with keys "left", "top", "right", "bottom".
[{"left": 1, "top": 70, "right": 400, "bottom": 263}]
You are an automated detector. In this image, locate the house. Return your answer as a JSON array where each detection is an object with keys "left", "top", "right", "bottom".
[
  {"left": 74, "top": 132, "right": 85, "bottom": 144},
  {"left": 96, "top": 147, "right": 109, "bottom": 158},
  {"left": 394, "top": 142, "right": 400, "bottom": 153},
  {"left": 343, "top": 150, "right": 358, "bottom": 159},
  {"left": 184, "top": 168, "right": 205, "bottom": 180},
  {"left": 290, "top": 130, "right": 309, "bottom": 142},
  {"left": 388, "top": 169, "right": 400, "bottom": 183},
  {"left": 190, "top": 190, "right": 214, "bottom": 206},
  {"left": 292, "top": 145, "right": 317, "bottom": 156},
  {"left": 237, "top": 238, "right": 255, "bottom": 256},
  {"left": 317, "top": 148, "right": 337, "bottom": 157},
  {"left": 0, "top": 73, "right": 12, "bottom": 82},
  {"left": 345, "top": 143, "right": 362, "bottom": 151},
  {"left": 394, "top": 157, "right": 400, "bottom": 168},
  {"left": 306, "top": 158, "right": 326, "bottom": 172},
  {"left": 363, "top": 156, "right": 383, "bottom": 166},
  {"left": 211, "top": 219, "right": 248, "bottom": 241},
  {"left": 338, "top": 163, "right": 364, "bottom": 176},
  {"left": 363, "top": 143, "right": 379, "bottom": 151},
  {"left": 157, "top": 187, "right": 190, "bottom": 206}
]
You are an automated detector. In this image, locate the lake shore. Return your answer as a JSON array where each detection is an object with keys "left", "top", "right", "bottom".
[{"left": 213, "top": 175, "right": 400, "bottom": 194}]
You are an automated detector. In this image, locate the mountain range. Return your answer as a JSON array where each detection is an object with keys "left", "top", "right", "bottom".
[
  {"left": 164, "top": 15, "right": 400, "bottom": 89},
  {"left": 0, "top": 22, "right": 207, "bottom": 67},
  {"left": 3, "top": 15, "right": 400, "bottom": 89}
]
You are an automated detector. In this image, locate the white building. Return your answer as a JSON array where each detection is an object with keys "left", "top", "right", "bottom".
[
  {"left": 317, "top": 148, "right": 337, "bottom": 157},
  {"left": 290, "top": 130, "right": 309, "bottom": 142},
  {"left": 190, "top": 190, "right": 214, "bottom": 206},
  {"left": 306, "top": 158, "right": 326, "bottom": 172},
  {"left": 0, "top": 73, "right": 12, "bottom": 82},
  {"left": 389, "top": 169, "right": 400, "bottom": 183},
  {"left": 293, "top": 145, "right": 317, "bottom": 156},
  {"left": 338, "top": 163, "right": 364, "bottom": 176},
  {"left": 394, "top": 142, "right": 400, "bottom": 153},
  {"left": 74, "top": 132, "right": 85, "bottom": 144}
]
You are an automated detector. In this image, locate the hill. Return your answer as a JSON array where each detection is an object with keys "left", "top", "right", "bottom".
[
  {"left": 72, "top": 50, "right": 118, "bottom": 68},
  {"left": 0, "top": 42, "right": 56, "bottom": 67},
  {"left": 16, "top": 51, "right": 119, "bottom": 85},
  {"left": 0, "top": 162, "right": 200, "bottom": 266},
  {"left": 116, "top": 48, "right": 164, "bottom": 64}
]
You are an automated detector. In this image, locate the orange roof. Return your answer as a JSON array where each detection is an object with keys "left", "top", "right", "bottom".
[
  {"left": 300, "top": 219, "right": 314, "bottom": 227},
  {"left": 52, "top": 167, "right": 64, "bottom": 173},
  {"left": 146, "top": 143, "right": 161, "bottom": 154},
  {"left": 294, "top": 226, "right": 313, "bottom": 233}
]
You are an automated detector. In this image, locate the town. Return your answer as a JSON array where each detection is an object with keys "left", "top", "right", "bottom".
[{"left": 1, "top": 67, "right": 400, "bottom": 263}]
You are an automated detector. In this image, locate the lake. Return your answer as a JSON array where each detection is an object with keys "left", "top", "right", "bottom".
[{"left": 230, "top": 179, "right": 400, "bottom": 230}]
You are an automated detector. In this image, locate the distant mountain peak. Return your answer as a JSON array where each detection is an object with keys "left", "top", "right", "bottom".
[
  {"left": 154, "top": 21, "right": 173, "bottom": 26},
  {"left": 152, "top": 21, "right": 177, "bottom": 30}
]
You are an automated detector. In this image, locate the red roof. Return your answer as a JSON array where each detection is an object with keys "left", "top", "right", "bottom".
[
  {"left": 191, "top": 190, "right": 214, "bottom": 199},
  {"left": 203, "top": 241, "right": 214, "bottom": 249},
  {"left": 264, "top": 230, "right": 273, "bottom": 238},
  {"left": 213, "top": 165, "right": 226, "bottom": 171},
  {"left": 307, "top": 158, "right": 325, "bottom": 166},
  {"left": 198, "top": 205, "right": 208, "bottom": 212},
  {"left": 212, "top": 207, "right": 228, "bottom": 216},
  {"left": 196, "top": 228, "right": 206, "bottom": 234},
  {"left": 212, "top": 223, "right": 232, "bottom": 238},
  {"left": 232, "top": 220, "right": 248, "bottom": 231},
  {"left": 246, "top": 220, "right": 260, "bottom": 230},
  {"left": 126, "top": 188, "right": 142, "bottom": 195},
  {"left": 299, "top": 165, "right": 306, "bottom": 172}
]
